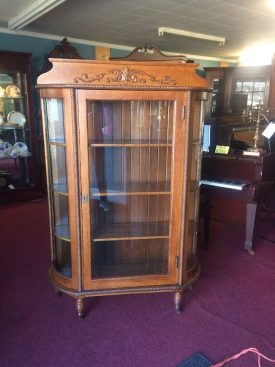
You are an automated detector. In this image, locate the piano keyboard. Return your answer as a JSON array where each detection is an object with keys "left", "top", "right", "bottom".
[{"left": 200, "top": 179, "right": 247, "bottom": 191}]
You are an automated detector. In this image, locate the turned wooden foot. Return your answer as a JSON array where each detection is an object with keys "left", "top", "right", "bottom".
[
  {"left": 174, "top": 290, "right": 183, "bottom": 314},
  {"left": 76, "top": 298, "right": 84, "bottom": 319}
]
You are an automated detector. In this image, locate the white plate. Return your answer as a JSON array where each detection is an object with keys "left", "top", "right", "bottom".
[
  {"left": 7, "top": 111, "right": 26, "bottom": 127},
  {"left": 5, "top": 84, "right": 21, "bottom": 97}
]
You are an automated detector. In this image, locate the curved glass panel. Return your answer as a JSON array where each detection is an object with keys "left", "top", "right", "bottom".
[
  {"left": 43, "top": 98, "right": 71, "bottom": 278},
  {"left": 54, "top": 237, "right": 72, "bottom": 277}
]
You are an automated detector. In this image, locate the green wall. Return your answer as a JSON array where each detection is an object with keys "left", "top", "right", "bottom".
[
  {"left": 0, "top": 33, "right": 95, "bottom": 87},
  {"left": 0, "top": 32, "right": 95, "bottom": 73}
]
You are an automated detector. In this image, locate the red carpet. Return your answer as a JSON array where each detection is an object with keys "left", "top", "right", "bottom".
[{"left": 1, "top": 197, "right": 275, "bottom": 367}]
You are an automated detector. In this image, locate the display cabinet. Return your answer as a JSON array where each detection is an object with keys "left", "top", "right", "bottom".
[
  {"left": 204, "top": 65, "right": 271, "bottom": 122},
  {"left": 37, "top": 52, "right": 208, "bottom": 318},
  {"left": 0, "top": 51, "right": 40, "bottom": 202}
]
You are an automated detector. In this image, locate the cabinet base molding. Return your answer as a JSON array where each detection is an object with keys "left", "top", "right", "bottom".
[{"left": 50, "top": 263, "right": 200, "bottom": 318}]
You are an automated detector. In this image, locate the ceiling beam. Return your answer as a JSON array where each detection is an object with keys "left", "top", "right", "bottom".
[{"left": 8, "top": 0, "right": 67, "bottom": 30}]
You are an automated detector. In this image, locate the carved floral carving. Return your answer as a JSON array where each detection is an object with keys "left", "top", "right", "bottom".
[{"left": 74, "top": 67, "right": 177, "bottom": 85}]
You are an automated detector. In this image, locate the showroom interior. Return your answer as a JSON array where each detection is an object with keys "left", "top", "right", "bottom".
[{"left": 1, "top": 1, "right": 275, "bottom": 367}]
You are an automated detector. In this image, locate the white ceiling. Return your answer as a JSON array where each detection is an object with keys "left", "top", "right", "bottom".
[{"left": 1, "top": 0, "right": 275, "bottom": 62}]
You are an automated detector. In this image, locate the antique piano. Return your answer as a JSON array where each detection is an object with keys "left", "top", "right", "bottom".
[{"left": 200, "top": 123, "right": 275, "bottom": 254}]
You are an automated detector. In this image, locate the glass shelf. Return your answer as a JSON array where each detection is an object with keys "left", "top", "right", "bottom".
[
  {"left": 54, "top": 224, "right": 70, "bottom": 241},
  {"left": 53, "top": 183, "right": 68, "bottom": 193}
]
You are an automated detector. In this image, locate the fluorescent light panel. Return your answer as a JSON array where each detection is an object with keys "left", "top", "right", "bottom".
[
  {"left": 8, "top": 0, "right": 67, "bottom": 30},
  {"left": 158, "top": 27, "right": 226, "bottom": 45}
]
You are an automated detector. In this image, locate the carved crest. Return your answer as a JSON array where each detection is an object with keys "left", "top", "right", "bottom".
[{"left": 74, "top": 67, "right": 177, "bottom": 85}]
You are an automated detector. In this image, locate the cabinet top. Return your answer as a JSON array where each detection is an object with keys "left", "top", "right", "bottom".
[
  {"left": 0, "top": 50, "right": 32, "bottom": 70},
  {"left": 37, "top": 58, "right": 208, "bottom": 90}
]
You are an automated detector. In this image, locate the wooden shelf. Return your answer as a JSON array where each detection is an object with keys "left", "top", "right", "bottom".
[
  {"left": 93, "top": 221, "right": 169, "bottom": 242},
  {"left": 91, "top": 181, "right": 171, "bottom": 196},
  {"left": 48, "top": 140, "right": 66, "bottom": 145},
  {"left": 89, "top": 139, "right": 172, "bottom": 147},
  {"left": 0, "top": 96, "right": 24, "bottom": 99},
  {"left": 0, "top": 154, "right": 31, "bottom": 160},
  {"left": 0, "top": 124, "right": 25, "bottom": 130}
]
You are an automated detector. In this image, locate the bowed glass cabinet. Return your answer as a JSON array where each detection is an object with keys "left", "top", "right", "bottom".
[
  {"left": 37, "top": 56, "right": 208, "bottom": 318},
  {"left": 0, "top": 51, "right": 40, "bottom": 202}
]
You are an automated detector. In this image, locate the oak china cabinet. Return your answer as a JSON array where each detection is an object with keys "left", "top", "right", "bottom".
[
  {"left": 37, "top": 50, "right": 208, "bottom": 318},
  {"left": 0, "top": 51, "right": 40, "bottom": 203}
]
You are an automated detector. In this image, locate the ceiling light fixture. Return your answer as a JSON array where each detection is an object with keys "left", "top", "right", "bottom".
[
  {"left": 158, "top": 27, "right": 226, "bottom": 46},
  {"left": 8, "top": 0, "right": 66, "bottom": 31},
  {"left": 239, "top": 43, "right": 275, "bottom": 66}
]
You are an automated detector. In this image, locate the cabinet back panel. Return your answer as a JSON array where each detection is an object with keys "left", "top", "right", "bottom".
[
  {"left": 91, "top": 195, "right": 170, "bottom": 225},
  {"left": 92, "top": 239, "right": 168, "bottom": 279},
  {"left": 87, "top": 101, "right": 173, "bottom": 142},
  {"left": 90, "top": 146, "right": 172, "bottom": 187}
]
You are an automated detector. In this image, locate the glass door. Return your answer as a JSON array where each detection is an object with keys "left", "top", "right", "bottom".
[{"left": 78, "top": 90, "right": 187, "bottom": 289}]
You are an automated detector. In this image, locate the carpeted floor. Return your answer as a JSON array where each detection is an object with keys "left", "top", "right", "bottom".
[{"left": 1, "top": 197, "right": 275, "bottom": 367}]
